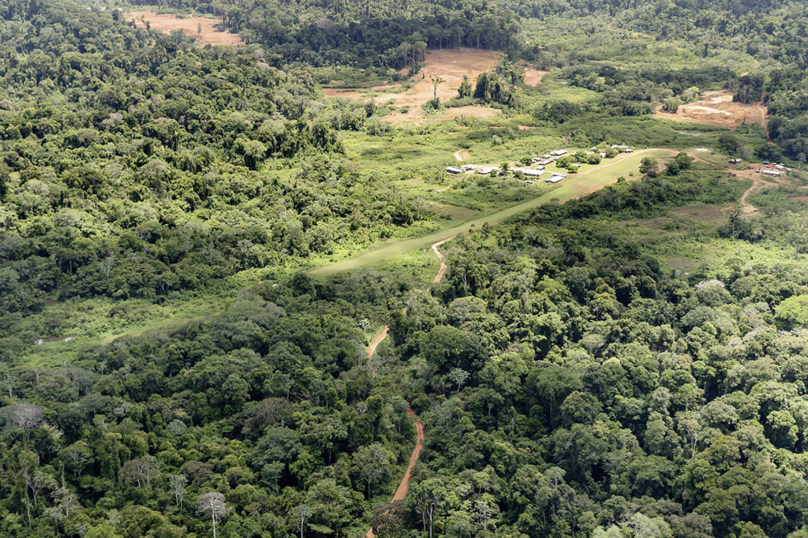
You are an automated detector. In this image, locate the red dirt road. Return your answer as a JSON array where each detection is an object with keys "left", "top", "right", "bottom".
[{"left": 364, "top": 239, "right": 448, "bottom": 537}]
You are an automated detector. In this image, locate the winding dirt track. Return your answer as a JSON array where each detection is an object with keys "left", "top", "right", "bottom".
[{"left": 364, "top": 240, "right": 448, "bottom": 538}]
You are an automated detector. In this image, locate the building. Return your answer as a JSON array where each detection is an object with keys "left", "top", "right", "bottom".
[
  {"left": 762, "top": 170, "right": 781, "bottom": 177},
  {"left": 550, "top": 149, "right": 568, "bottom": 156},
  {"left": 775, "top": 164, "right": 785, "bottom": 170},
  {"left": 477, "top": 167, "right": 499, "bottom": 175},
  {"left": 446, "top": 166, "right": 464, "bottom": 174},
  {"left": 611, "top": 145, "right": 632, "bottom": 150},
  {"left": 546, "top": 174, "right": 566, "bottom": 183},
  {"left": 520, "top": 169, "right": 544, "bottom": 177}
]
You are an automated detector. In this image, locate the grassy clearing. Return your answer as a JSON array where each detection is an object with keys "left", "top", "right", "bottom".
[
  {"left": 312, "top": 149, "right": 671, "bottom": 275},
  {"left": 20, "top": 293, "right": 225, "bottom": 367}
]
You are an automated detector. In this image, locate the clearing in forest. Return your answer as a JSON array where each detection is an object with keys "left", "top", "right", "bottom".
[
  {"left": 655, "top": 91, "right": 767, "bottom": 129},
  {"left": 325, "top": 48, "right": 501, "bottom": 124},
  {"left": 523, "top": 68, "right": 547, "bottom": 86},
  {"left": 125, "top": 11, "right": 244, "bottom": 45},
  {"left": 312, "top": 149, "right": 671, "bottom": 275}
]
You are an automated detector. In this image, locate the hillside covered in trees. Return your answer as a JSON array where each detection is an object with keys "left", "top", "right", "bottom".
[{"left": 2, "top": 0, "right": 808, "bottom": 537}]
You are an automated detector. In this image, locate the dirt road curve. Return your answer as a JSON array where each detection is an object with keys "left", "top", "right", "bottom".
[
  {"left": 431, "top": 239, "right": 450, "bottom": 283},
  {"left": 364, "top": 240, "right": 447, "bottom": 538},
  {"left": 366, "top": 327, "right": 390, "bottom": 361}
]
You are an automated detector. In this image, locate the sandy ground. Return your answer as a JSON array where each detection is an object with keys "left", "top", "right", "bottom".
[
  {"left": 125, "top": 11, "right": 244, "bottom": 45},
  {"left": 655, "top": 91, "right": 767, "bottom": 129},
  {"left": 523, "top": 68, "right": 547, "bottom": 86},
  {"left": 325, "top": 48, "right": 501, "bottom": 125}
]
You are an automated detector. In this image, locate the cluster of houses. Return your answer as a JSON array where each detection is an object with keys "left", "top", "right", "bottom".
[
  {"left": 444, "top": 145, "right": 634, "bottom": 186},
  {"left": 759, "top": 161, "right": 791, "bottom": 177}
]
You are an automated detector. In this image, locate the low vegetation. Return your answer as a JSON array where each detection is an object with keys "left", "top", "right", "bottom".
[{"left": 2, "top": 0, "right": 808, "bottom": 537}]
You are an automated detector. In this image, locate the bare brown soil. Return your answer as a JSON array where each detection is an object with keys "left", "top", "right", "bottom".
[
  {"left": 125, "top": 11, "right": 244, "bottom": 45},
  {"left": 655, "top": 91, "right": 767, "bottom": 129},
  {"left": 523, "top": 68, "right": 547, "bottom": 86},
  {"left": 789, "top": 196, "right": 808, "bottom": 201},
  {"left": 325, "top": 48, "right": 500, "bottom": 125}
]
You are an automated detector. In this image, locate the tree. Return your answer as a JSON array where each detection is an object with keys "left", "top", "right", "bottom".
[
  {"left": 294, "top": 504, "right": 313, "bottom": 538},
  {"left": 775, "top": 295, "right": 808, "bottom": 329},
  {"left": 119, "top": 456, "right": 161, "bottom": 488},
  {"left": 3, "top": 402, "right": 44, "bottom": 439},
  {"left": 448, "top": 368, "right": 470, "bottom": 392},
  {"left": 458, "top": 75, "right": 473, "bottom": 98},
  {"left": 370, "top": 500, "right": 407, "bottom": 538},
  {"left": 640, "top": 157, "right": 659, "bottom": 177},
  {"left": 410, "top": 478, "right": 446, "bottom": 538},
  {"left": 168, "top": 474, "right": 187, "bottom": 508},
  {"left": 196, "top": 492, "right": 230, "bottom": 538},
  {"left": 23, "top": 467, "right": 56, "bottom": 509},
  {"left": 473, "top": 500, "right": 495, "bottom": 532},
  {"left": 353, "top": 443, "right": 390, "bottom": 497}
]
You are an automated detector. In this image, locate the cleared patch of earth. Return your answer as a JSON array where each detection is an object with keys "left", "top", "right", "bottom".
[
  {"left": 788, "top": 196, "right": 808, "bottom": 201},
  {"left": 655, "top": 91, "right": 767, "bottom": 129},
  {"left": 454, "top": 149, "right": 471, "bottom": 161},
  {"left": 323, "top": 48, "right": 500, "bottom": 125},
  {"left": 523, "top": 68, "right": 547, "bottom": 86},
  {"left": 125, "top": 11, "right": 244, "bottom": 45}
]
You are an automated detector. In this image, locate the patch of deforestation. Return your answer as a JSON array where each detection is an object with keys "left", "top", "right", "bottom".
[
  {"left": 323, "top": 48, "right": 501, "bottom": 125},
  {"left": 655, "top": 91, "right": 767, "bottom": 129},
  {"left": 125, "top": 11, "right": 244, "bottom": 45}
]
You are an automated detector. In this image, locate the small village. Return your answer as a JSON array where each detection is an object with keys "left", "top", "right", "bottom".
[{"left": 445, "top": 145, "right": 636, "bottom": 185}]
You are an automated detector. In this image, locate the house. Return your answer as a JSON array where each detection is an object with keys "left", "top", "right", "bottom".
[
  {"left": 463, "top": 164, "right": 477, "bottom": 170},
  {"left": 521, "top": 169, "right": 545, "bottom": 177},
  {"left": 775, "top": 164, "right": 785, "bottom": 170},
  {"left": 542, "top": 154, "right": 551, "bottom": 159},
  {"left": 446, "top": 166, "right": 464, "bottom": 174},
  {"left": 477, "top": 167, "right": 499, "bottom": 175},
  {"left": 611, "top": 145, "right": 632, "bottom": 150},
  {"left": 762, "top": 170, "right": 781, "bottom": 177},
  {"left": 550, "top": 149, "right": 568, "bottom": 156},
  {"left": 532, "top": 157, "right": 542, "bottom": 163},
  {"left": 534, "top": 165, "right": 545, "bottom": 170},
  {"left": 625, "top": 148, "right": 634, "bottom": 153},
  {"left": 729, "top": 158, "right": 743, "bottom": 164},
  {"left": 546, "top": 173, "right": 566, "bottom": 183},
  {"left": 599, "top": 152, "right": 607, "bottom": 158},
  {"left": 538, "top": 159, "right": 554, "bottom": 166}
]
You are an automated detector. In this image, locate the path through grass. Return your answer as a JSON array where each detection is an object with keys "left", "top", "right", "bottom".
[{"left": 312, "top": 149, "right": 672, "bottom": 275}]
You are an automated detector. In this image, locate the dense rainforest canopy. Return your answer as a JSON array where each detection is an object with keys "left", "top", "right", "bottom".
[{"left": 1, "top": 0, "right": 808, "bottom": 537}]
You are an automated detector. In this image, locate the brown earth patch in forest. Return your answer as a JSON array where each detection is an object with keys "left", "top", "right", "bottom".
[
  {"left": 788, "top": 195, "right": 808, "bottom": 201},
  {"left": 523, "top": 68, "right": 547, "bottom": 86},
  {"left": 384, "top": 104, "right": 500, "bottom": 125},
  {"left": 324, "top": 48, "right": 499, "bottom": 124},
  {"left": 654, "top": 91, "right": 767, "bottom": 129},
  {"left": 125, "top": 11, "right": 244, "bottom": 45}
]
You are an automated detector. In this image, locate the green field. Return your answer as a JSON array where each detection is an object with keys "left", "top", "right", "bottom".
[{"left": 311, "top": 149, "right": 672, "bottom": 275}]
